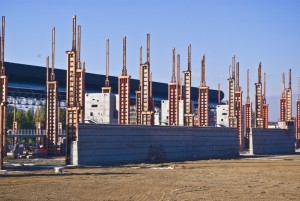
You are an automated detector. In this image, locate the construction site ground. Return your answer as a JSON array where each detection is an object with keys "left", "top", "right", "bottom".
[{"left": 1, "top": 154, "right": 300, "bottom": 201}]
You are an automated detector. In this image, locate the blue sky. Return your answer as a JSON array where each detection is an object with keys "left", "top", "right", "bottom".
[{"left": 2, "top": 0, "right": 300, "bottom": 121}]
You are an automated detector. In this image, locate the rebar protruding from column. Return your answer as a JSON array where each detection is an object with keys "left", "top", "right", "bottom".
[
  {"left": 171, "top": 48, "right": 176, "bottom": 83},
  {"left": 232, "top": 55, "right": 235, "bottom": 79},
  {"left": 105, "top": 39, "right": 110, "bottom": 87},
  {"left": 236, "top": 62, "right": 240, "bottom": 90},
  {"left": 146, "top": 33, "right": 150, "bottom": 64},
  {"left": 201, "top": 55, "right": 206, "bottom": 87},
  {"left": 51, "top": 27, "right": 55, "bottom": 81},
  {"left": 247, "top": 69, "right": 250, "bottom": 103},
  {"left": 139, "top": 46, "right": 142, "bottom": 90},
  {"left": 1, "top": 16, "right": 5, "bottom": 71},
  {"left": 140, "top": 46, "right": 142, "bottom": 65},
  {"left": 264, "top": 72, "right": 266, "bottom": 100},
  {"left": 258, "top": 62, "right": 262, "bottom": 84},
  {"left": 177, "top": 54, "right": 180, "bottom": 84},
  {"left": 0, "top": 16, "right": 5, "bottom": 76},
  {"left": 122, "top": 36, "right": 127, "bottom": 76},
  {"left": 288, "top": 68, "right": 292, "bottom": 89},
  {"left": 188, "top": 44, "right": 191, "bottom": 71},
  {"left": 72, "top": 16, "right": 76, "bottom": 51},
  {"left": 1, "top": 16, "right": 5, "bottom": 68},
  {"left": 177, "top": 54, "right": 181, "bottom": 99},
  {"left": 77, "top": 25, "right": 81, "bottom": 68},
  {"left": 282, "top": 73, "right": 285, "bottom": 97}
]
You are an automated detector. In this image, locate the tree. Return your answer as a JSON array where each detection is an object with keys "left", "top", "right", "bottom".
[
  {"left": 59, "top": 108, "right": 66, "bottom": 130},
  {"left": 25, "top": 109, "right": 35, "bottom": 129},
  {"left": 34, "top": 106, "right": 46, "bottom": 129},
  {"left": 16, "top": 109, "right": 25, "bottom": 129}
]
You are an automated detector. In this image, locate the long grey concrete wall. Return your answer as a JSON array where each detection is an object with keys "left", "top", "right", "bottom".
[
  {"left": 250, "top": 128, "right": 295, "bottom": 155},
  {"left": 74, "top": 124, "right": 239, "bottom": 166}
]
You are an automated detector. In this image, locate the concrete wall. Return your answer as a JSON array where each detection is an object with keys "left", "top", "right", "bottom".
[
  {"left": 75, "top": 124, "right": 239, "bottom": 165},
  {"left": 250, "top": 128, "right": 295, "bottom": 155}
]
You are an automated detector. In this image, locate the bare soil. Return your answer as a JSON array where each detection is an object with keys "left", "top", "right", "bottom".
[{"left": 1, "top": 154, "right": 300, "bottom": 201}]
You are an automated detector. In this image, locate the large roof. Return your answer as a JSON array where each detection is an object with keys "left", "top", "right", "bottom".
[{"left": 5, "top": 62, "right": 224, "bottom": 103}]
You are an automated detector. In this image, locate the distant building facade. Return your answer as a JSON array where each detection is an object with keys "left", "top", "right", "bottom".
[{"left": 216, "top": 105, "right": 229, "bottom": 127}]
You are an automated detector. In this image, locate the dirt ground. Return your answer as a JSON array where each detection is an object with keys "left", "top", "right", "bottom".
[{"left": 1, "top": 154, "right": 300, "bottom": 201}]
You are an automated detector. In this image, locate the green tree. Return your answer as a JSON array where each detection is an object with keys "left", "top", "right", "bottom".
[
  {"left": 34, "top": 106, "right": 46, "bottom": 129},
  {"left": 25, "top": 109, "right": 35, "bottom": 129},
  {"left": 16, "top": 109, "right": 25, "bottom": 129},
  {"left": 59, "top": 108, "right": 66, "bottom": 129}
]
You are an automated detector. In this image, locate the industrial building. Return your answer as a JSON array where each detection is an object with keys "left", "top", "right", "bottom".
[
  {"left": 85, "top": 93, "right": 117, "bottom": 124},
  {"left": 216, "top": 105, "right": 229, "bottom": 127},
  {"left": 4, "top": 62, "right": 223, "bottom": 111}
]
